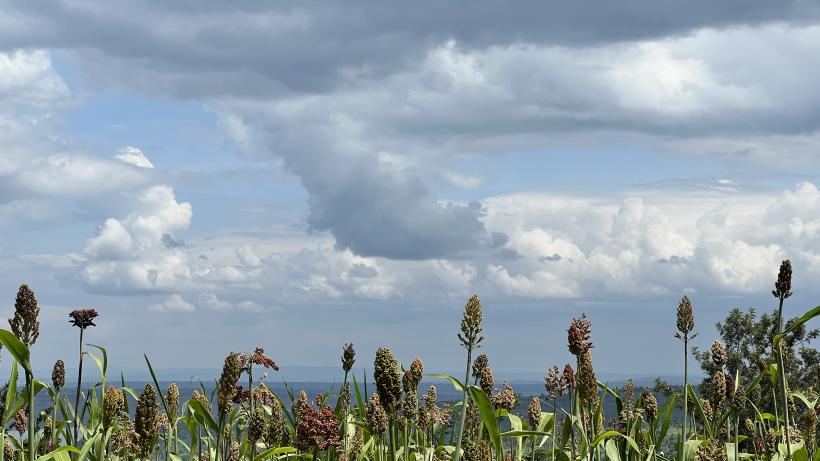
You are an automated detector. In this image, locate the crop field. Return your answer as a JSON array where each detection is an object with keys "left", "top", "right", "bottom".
[{"left": 0, "top": 260, "right": 817, "bottom": 461}]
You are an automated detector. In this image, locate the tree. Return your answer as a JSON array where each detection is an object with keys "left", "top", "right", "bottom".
[{"left": 694, "top": 307, "right": 820, "bottom": 411}]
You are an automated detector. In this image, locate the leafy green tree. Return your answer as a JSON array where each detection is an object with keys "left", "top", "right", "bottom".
[{"left": 694, "top": 307, "right": 820, "bottom": 411}]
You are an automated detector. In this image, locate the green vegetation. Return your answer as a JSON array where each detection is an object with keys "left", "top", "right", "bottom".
[{"left": 0, "top": 260, "right": 818, "bottom": 461}]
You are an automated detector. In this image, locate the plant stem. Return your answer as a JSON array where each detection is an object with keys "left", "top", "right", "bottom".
[
  {"left": 776, "top": 296, "right": 793, "bottom": 460},
  {"left": 452, "top": 346, "right": 473, "bottom": 461},
  {"left": 681, "top": 336, "right": 688, "bottom": 461},
  {"left": 27, "top": 369, "right": 35, "bottom": 461},
  {"left": 74, "top": 328, "right": 85, "bottom": 446}
]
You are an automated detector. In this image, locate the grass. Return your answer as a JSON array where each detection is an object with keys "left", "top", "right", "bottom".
[{"left": 0, "top": 261, "right": 818, "bottom": 461}]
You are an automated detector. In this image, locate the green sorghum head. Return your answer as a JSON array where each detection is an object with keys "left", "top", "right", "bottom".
[
  {"left": 248, "top": 406, "right": 268, "bottom": 443},
  {"left": 458, "top": 294, "right": 484, "bottom": 349},
  {"left": 104, "top": 387, "right": 125, "bottom": 428},
  {"left": 217, "top": 352, "right": 245, "bottom": 414},
  {"left": 577, "top": 351, "right": 597, "bottom": 405},
  {"left": 135, "top": 384, "right": 159, "bottom": 457},
  {"left": 675, "top": 295, "right": 695, "bottom": 338},
  {"left": 167, "top": 383, "right": 180, "bottom": 417},
  {"left": 373, "top": 347, "right": 402, "bottom": 415}
]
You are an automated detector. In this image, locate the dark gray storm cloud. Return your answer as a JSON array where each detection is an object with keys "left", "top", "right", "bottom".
[{"left": 3, "top": 0, "right": 819, "bottom": 97}]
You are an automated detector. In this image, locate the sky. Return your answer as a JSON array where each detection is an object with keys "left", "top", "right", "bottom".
[{"left": 1, "top": 1, "right": 820, "bottom": 381}]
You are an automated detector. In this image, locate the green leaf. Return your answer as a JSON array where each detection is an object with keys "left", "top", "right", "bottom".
[
  {"left": 3, "top": 361, "right": 18, "bottom": 423},
  {"left": 773, "top": 305, "right": 820, "bottom": 346},
  {"left": 605, "top": 439, "right": 621, "bottom": 461},
  {"left": 0, "top": 329, "right": 30, "bottom": 372},
  {"left": 144, "top": 354, "right": 171, "bottom": 418},
  {"left": 428, "top": 373, "right": 465, "bottom": 392},
  {"left": 188, "top": 399, "right": 217, "bottom": 433},
  {"left": 467, "top": 385, "right": 501, "bottom": 455},
  {"left": 590, "top": 430, "right": 640, "bottom": 454}
]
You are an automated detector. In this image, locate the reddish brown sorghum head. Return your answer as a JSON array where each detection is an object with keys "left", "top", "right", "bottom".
[
  {"left": 567, "top": 314, "right": 592, "bottom": 356},
  {"left": 296, "top": 395, "right": 341, "bottom": 451},
  {"left": 251, "top": 347, "right": 279, "bottom": 370},
  {"left": 69, "top": 308, "right": 98, "bottom": 330}
]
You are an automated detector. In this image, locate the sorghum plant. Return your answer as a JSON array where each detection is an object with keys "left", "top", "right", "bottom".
[
  {"left": 675, "top": 295, "right": 696, "bottom": 455},
  {"left": 454, "top": 295, "right": 484, "bottom": 461},
  {"left": 68, "top": 307, "right": 98, "bottom": 446}
]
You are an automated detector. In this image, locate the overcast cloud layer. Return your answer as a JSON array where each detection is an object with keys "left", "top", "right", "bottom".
[{"left": 1, "top": 1, "right": 820, "bottom": 377}]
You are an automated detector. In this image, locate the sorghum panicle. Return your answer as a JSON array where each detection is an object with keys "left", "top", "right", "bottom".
[
  {"left": 472, "top": 354, "right": 489, "bottom": 380},
  {"left": 10, "top": 284, "right": 40, "bottom": 345},
  {"left": 567, "top": 314, "right": 593, "bottom": 356},
  {"left": 545, "top": 365, "right": 567, "bottom": 398},
  {"left": 623, "top": 379, "right": 635, "bottom": 409},
  {"left": 51, "top": 360, "right": 65, "bottom": 390},
  {"left": 14, "top": 409, "right": 27, "bottom": 433},
  {"left": 577, "top": 351, "right": 597, "bottom": 405},
  {"left": 191, "top": 390, "right": 210, "bottom": 410},
  {"left": 228, "top": 442, "right": 240, "bottom": 461},
  {"left": 295, "top": 395, "right": 341, "bottom": 451},
  {"left": 135, "top": 384, "right": 159, "bottom": 457},
  {"left": 104, "top": 387, "right": 125, "bottom": 428},
  {"left": 711, "top": 341, "right": 727, "bottom": 368},
  {"left": 803, "top": 408, "right": 816, "bottom": 458},
  {"left": 641, "top": 389, "right": 658, "bottom": 421},
  {"left": 675, "top": 295, "right": 695, "bottom": 339},
  {"left": 68, "top": 308, "right": 98, "bottom": 330},
  {"left": 773, "top": 259, "right": 793, "bottom": 299},
  {"left": 167, "top": 383, "right": 180, "bottom": 417},
  {"left": 365, "top": 393, "right": 388, "bottom": 436},
  {"left": 248, "top": 406, "right": 268, "bottom": 443},
  {"left": 695, "top": 439, "right": 724, "bottom": 461},
  {"left": 402, "top": 371, "right": 419, "bottom": 419},
  {"left": 563, "top": 364, "right": 576, "bottom": 389},
  {"left": 293, "top": 390, "right": 310, "bottom": 420},
  {"left": 492, "top": 381, "right": 516, "bottom": 411},
  {"left": 342, "top": 343, "right": 356, "bottom": 373},
  {"left": 217, "top": 352, "right": 246, "bottom": 414},
  {"left": 4, "top": 439, "right": 15, "bottom": 461},
  {"left": 478, "top": 362, "right": 495, "bottom": 396},
  {"left": 410, "top": 357, "right": 424, "bottom": 384},
  {"left": 527, "top": 396, "right": 542, "bottom": 429},
  {"left": 373, "top": 347, "right": 402, "bottom": 414},
  {"left": 458, "top": 294, "right": 484, "bottom": 349},
  {"left": 251, "top": 347, "right": 279, "bottom": 370},
  {"left": 711, "top": 371, "right": 727, "bottom": 409}
]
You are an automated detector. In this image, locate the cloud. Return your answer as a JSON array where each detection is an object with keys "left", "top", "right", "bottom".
[
  {"left": 115, "top": 146, "right": 155, "bottom": 169},
  {"left": 149, "top": 294, "right": 195, "bottom": 312},
  {"left": 81, "top": 185, "right": 193, "bottom": 291},
  {"left": 0, "top": 50, "right": 155, "bottom": 230}
]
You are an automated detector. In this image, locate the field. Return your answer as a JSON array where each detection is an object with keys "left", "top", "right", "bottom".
[{"left": 0, "top": 261, "right": 817, "bottom": 461}]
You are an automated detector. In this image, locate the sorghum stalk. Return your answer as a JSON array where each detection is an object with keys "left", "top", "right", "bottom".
[
  {"left": 674, "top": 295, "right": 695, "bottom": 461},
  {"left": 51, "top": 360, "right": 65, "bottom": 448},
  {"left": 453, "top": 295, "right": 484, "bottom": 461},
  {"left": 773, "top": 260, "right": 793, "bottom": 460},
  {"left": 341, "top": 343, "right": 356, "bottom": 459},
  {"left": 68, "top": 308, "right": 98, "bottom": 447},
  {"left": 10, "top": 284, "right": 41, "bottom": 461}
]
